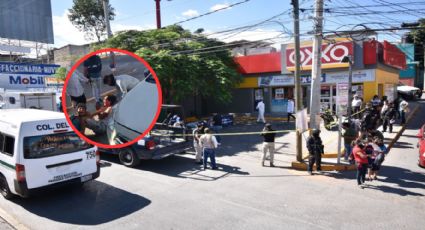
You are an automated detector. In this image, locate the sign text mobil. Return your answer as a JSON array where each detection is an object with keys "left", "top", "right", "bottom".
[
  {"left": 286, "top": 42, "right": 353, "bottom": 67},
  {"left": 9, "top": 75, "right": 44, "bottom": 85},
  {"left": 36, "top": 122, "right": 70, "bottom": 131}
]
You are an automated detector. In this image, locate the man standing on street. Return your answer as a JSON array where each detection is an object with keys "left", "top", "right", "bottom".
[
  {"left": 351, "top": 95, "right": 362, "bottom": 119},
  {"left": 260, "top": 123, "right": 276, "bottom": 167},
  {"left": 256, "top": 100, "right": 266, "bottom": 123},
  {"left": 307, "top": 129, "right": 324, "bottom": 175},
  {"left": 84, "top": 54, "right": 103, "bottom": 109},
  {"left": 341, "top": 122, "right": 357, "bottom": 161},
  {"left": 199, "top": 128, "right": 219, "bottom": 170},
  {"left": 287, "top": 98, "right": 296, "bottom": 122},
  {"left": 66, "top": 68, "right": 89, "bottom": 108}
]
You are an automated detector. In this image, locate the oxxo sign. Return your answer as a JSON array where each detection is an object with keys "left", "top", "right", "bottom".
[{"left": 286, "top": 42, "right": 353, "bottom": 67}]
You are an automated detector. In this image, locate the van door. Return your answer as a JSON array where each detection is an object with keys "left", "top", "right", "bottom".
[{"left": 21, "top": 131, "right": 97, "bottom": 189}]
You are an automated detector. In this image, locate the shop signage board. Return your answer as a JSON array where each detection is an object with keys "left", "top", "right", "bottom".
[
  {"left": 258, "top": 75, "right": 294, "bottom": 86},
  {"left": 326, "top": 69, "right": 375, "bottom": 83},
  {"left": 286, "top": 42, "right": 353, "bottom": 67},
  {"left": 0, "top": 62, "right": 60, "bottom": 89},
  {"left": 336, "top": 82, "right": 349, "bottom": 116}
]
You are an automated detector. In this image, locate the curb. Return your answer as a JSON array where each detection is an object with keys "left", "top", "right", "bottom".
[
  {"left": 291, "top": 161, "right": 357, "bottom": 171},
  {"left": 0, "top": 206, "right": 29, "bottom": 230}
]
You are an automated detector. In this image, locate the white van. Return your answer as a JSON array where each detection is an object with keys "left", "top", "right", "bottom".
[
  {"left": 0, "top": 91, "right": 57, "bottom": 111},
  {"left": 0, "top": 109, "right": 100, "bottom": 199}
]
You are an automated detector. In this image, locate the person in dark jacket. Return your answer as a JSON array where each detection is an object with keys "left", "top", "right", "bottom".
[
  {"left": 382, "top": 102, "right": 397, "bottom": 133},
  {"left": 261, "top": 123, "right": 276, "bottom": 167},
  {"left": 307, "top": 129, "right": 324, "bottom": 175}
]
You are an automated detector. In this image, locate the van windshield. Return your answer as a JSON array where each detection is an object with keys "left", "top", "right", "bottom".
[{"left": 23, "top": 132, "right": 92, "bottom": 159}]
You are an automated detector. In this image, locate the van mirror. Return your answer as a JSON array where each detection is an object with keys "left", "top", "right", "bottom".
[{"left": 9, "top": 97, "right": 15, "bottom": 104}]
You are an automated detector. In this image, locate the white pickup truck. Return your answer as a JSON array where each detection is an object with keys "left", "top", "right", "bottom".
[{"left": 397, "top": 82, "right": 423, "bottom": 100}]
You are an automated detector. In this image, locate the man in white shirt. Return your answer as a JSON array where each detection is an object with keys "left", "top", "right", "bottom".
[
  {"left": 103, "top": 74, "right": 140, "bottom": 98},
  {"left": 256, "top": 100, "right": 266, "bottom": 123},
  {"left": 199, "top": 128, "right": 219, "bottom": 170},
  {"left": 287, "top": 98, "right": 296, "bottom": 122},
  {"left": 66, "top": 68, "right": 89, "bottom": 108},
  {"left": 351, "top": 95, "right": 362, "bottom": 119}
]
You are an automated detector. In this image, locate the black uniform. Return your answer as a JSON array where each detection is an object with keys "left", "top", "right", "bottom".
[{"left": 307, "top": 131, "right": 324, "bottom": 172}]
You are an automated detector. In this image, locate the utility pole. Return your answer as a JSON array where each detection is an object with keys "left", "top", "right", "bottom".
[
  {"left": 155, "top": 0, "right": 162, "bottom": 29},
  {"left": 292, "top": 0, "right": 303, "bottom": 162},
  {"left": 102, "top": 0, "right": 112, "bottom": 38},
  {"left": 309, "top": 0, "right": 324, "bottom": 130}
]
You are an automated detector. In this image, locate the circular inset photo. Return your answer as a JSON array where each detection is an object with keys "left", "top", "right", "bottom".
[{"left": 62, "top": 48, "right": 162, "bottom": 149}]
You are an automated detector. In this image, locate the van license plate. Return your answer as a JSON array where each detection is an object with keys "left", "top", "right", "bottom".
[{"left": 81, "top": 174, "right": 92, "bottom": 182}]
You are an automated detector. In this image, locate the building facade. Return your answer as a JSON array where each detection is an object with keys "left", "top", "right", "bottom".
[{"left": 214, "top": 39, "right": 406, "bottom": 115}]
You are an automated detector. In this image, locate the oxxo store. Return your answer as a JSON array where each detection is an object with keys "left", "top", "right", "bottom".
[{"left": 234, "top": 39, "right": 405, "bottom": 114}]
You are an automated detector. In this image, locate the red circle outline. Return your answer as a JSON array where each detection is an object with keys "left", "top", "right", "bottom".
[{"left": 62, "top": 48, "right": 163, "bottom": 149}]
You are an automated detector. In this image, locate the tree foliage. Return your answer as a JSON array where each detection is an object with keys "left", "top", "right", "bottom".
[
  {"left": 68, "top": 0, "right": 115, "bottom": 42},
  {"left": 408, "top": 18, "right": 425, "bottom": 45},
  {"left": 96, "top": 25, "right": 242, "bottom": 104},
  {"left": 54, "top": 67, "right": 67, "bottom": 81}
]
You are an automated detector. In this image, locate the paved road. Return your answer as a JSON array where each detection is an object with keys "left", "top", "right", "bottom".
[{"left": 0, "top": 101, "right": 424, "bottom": 229}]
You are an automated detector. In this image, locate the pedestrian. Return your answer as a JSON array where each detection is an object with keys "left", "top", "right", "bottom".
[
  {"left": 361, "top": 102, "right": 374, "bottom": 132},
  {"left": 103, "top": 74, "right": 140, "bottom": 98},
  {"left": 371, "top": 95, "right": 381, "bottom": 108},
  {"left": 286, "top": 98, "right": 296, "bottom": 122},
  {"left": 382, "top": 102, "right": 397, "bottom": 133},
  {"left": 66, "top": 68, "right": 89, "bottom": 108},
  {"left": 380, "top": 100, "right": 389, "bottom": 116},
  {"left": 351, "top": 94, "right": 362, "bottom": 119},
  {"left": 83, "top": 54, "right": 103, "bottom": 109},
  {"left": 306, "top": 129, "right": 324, "bottom": 175},
  {"left": 57, "top": 96, "right": 63, "bottom": 112},
  {"left": 364, "top": 138, "right": 376, "bottom": 181},
  {"left": 353, "top": 139, "right": 368, "bottom": 188},
  {"left": 260, "top": 123, "right": 276, "bottom": 167},
  {"left": 399, "top": 98, "right": 409, "bottom": 125},
  {"left": 85, "top": 95, "right": 117, "bottom": 135},
  {"left": 341, "top": 122, "right": 357, "bottom": 161},
  {"left": 371, "top": 137, "right": 387, "bottom": 180},
  {"left": 366, "top": 128, "right": 384, "bottom": 142},
  {"left": 199, "top": 128, "right": 219, "bottom": 170},
  {"left": 192, "top": 122, "right": 205, "bottom": 164},
  {"left": 256, "top": 100, "right": 266, "bottom": 123}
]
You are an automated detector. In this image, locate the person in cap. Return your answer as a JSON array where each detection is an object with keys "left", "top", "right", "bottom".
[
  {"left": 260, "top": 123, "right": 276, "bottom": 167},
  {"left": 306, "top": 129, "right": 324, "bottom": 175}
]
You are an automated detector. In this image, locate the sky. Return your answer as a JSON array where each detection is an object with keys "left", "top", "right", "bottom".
[{"left": 44, "top": 0, "right": 425, "bottom": 49}]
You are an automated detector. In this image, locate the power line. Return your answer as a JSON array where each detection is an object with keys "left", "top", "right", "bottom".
[{"left": 172, "top": 0, "right": 252, "bottom": 25}]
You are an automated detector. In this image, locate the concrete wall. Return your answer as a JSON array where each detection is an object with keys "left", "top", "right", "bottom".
[{"left": 53, "top": 44, "right": 90, "bottom": 68}]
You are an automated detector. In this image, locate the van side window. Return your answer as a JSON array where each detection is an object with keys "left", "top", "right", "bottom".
[
  {"left": 0, "top": 135, "right": 4, "bottom": 151},
  {"left": 3, "top": 135, "right": 15, "bottom": 156}
]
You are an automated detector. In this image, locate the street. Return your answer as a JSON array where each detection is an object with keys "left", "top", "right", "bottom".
[{"left": 0, "top": 101, "right": 424, "bottom": 230}]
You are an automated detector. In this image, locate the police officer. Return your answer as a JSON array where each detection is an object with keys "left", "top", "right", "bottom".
[{"left": 307, "top": 129, "right": 324, "bottom": 175}]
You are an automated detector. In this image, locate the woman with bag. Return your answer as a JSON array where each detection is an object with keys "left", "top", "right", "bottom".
[{"left": 199, "top": 128, "right": 219, "bottom": 170}]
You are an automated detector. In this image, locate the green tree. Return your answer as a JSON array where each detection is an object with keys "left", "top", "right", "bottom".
[
  {"left": 54, "top": 67, "right": 67, "bottom": 81},
  {"left": 68, "top": 0, "right": 115, "bottom": 42},
  {"left": 97, "top": 25, "right": 242, "bottom": 105},
  {"left": 406, "top": 18, "right": 425, "bottom": 66}
]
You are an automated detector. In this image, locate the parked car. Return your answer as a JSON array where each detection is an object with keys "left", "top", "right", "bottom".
[
  {"left": 417, "top": 124, "right": 425, "bottom": 168},
  {"left": 397, "top": 82, "right": 423, "bottom": 100}
]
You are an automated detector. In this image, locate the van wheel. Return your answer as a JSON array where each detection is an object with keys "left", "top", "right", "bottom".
[
  {"left": 118, "top": 148, "right": 140, "bottom": 167},
  {"left": 0, "top": 175, "right": 13, "bottom": 200}
]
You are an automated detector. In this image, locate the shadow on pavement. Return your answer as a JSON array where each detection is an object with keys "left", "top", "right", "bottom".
[
  {"left": 13, "top": 180, "right": 151, "bottom": 225},
  {"left": 364, "top": 184, "right": 424, "bottom": 196},
  {"left": 392, "top": 141, "right": 414, "bottom": 149}
]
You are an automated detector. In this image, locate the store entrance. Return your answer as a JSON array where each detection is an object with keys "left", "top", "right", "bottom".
[{"left": 320, "top": 85, "right": 336, "bottom": 113}]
